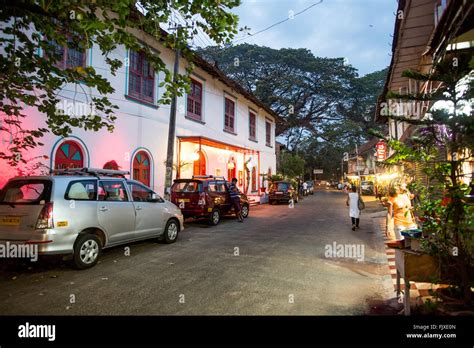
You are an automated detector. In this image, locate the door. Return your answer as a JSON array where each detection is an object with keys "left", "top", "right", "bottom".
[
  {"left": 193, "top": 151, "right": 206, "bottom": 176},
  {"left": 216, "top": 181, "right": 232, "bottom": 213},
  {"left": 227, "top": 167, "right": 236, "bottom": 181},
  {"left": 132, "top": 151, "right": 151, "bottom": 187},
  {"left": 97, "top": 180, "right": 136, "bottom": 245},
  {"left": 0, "top": 179, "right": 52, "bottom": 242},
  {"left": 128, "top": 181, "right": 164, "bottom": 238}
]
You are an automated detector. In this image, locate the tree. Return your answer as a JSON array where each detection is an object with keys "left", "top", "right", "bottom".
[
  {"left": 381, "top": 53, "right": 473, "bottom": 304},
  {"left": 0, "top": 0, "right": 240, "bottom": 165},
  {"left": 199, "top": 44, "right": 387, "bottom": 177},
  {"left": 279, "top": 151, "right": 305, "bottom": 178},
  {"left": 198, "top": 44, "right": 358, "bottom": 149}
]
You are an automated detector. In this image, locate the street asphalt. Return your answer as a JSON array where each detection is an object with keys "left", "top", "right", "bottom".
[{"left": 0, "top": 190, "right": 392, "bottom": 315}]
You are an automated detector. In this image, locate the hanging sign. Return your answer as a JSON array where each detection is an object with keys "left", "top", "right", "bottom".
[{"left": 375, "top": 141, "right": 387, "bottom": 162}]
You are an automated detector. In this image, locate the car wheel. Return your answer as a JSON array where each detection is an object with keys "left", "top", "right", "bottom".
[
  {"left": 208, "top": 208, "right": 220, "bottom": 226},
  {"left": 241, "top": 204, "right": 249, "bottom": 218},
  {"left": 73, "top": 234, "right": 101, "bottom": 270},
  {"left": 163, "top": 219, "right": 179, "bottom": 244}
]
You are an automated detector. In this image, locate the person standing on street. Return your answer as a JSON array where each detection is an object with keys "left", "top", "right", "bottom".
[
  {"left": 388, "top": 184, "right": 417, "bottom": 239},
  {"left": 229, "top": 178, "right": 243, "bottom": 222},
  {"left": 302, "top": 181, "right": 308, "bottom": 196},
  {"left": 346, "top": 185, "right": 360, "bottom": 231}
]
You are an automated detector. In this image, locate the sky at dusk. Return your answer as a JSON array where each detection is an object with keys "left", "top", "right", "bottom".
[{"left": 225, "top": 0, "right": 398, "bottom": 76}]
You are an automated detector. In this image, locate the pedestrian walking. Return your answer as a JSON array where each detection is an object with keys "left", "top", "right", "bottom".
[
  {"left": 229, "top": 178, "right": 243, "bottom": 222},
  {"left": 346, "top": 185, "right": 361, "bottom": 231},
  {"left": 302, "top": 181, "right": 308, "bottom": 196}
]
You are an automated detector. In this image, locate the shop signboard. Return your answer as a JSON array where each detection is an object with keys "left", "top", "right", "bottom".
[{"left": 376, "top": 141, "right": 387, "bottom": 162}]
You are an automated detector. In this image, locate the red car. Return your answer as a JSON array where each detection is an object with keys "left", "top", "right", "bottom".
[{"left": 171, "top": 176, "right": 250, "bottom": 225}]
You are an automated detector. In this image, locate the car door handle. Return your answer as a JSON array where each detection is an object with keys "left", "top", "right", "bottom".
[
  {"left": 136, "top": 206, "right": 142, "bottom": 210},
  {"left": 99, "top": 206, "right": 108, "bottom": 212}
]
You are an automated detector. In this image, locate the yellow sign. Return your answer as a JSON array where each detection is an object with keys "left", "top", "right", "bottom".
[
  {"left": 178, "top": 199, "right": 190, "bottom": 203},
  {"left": 0, "top": 217, "right": 20, "bottom": 225},
  {"left": 56, "top": 221, "right": 69, "bottom": 227}
]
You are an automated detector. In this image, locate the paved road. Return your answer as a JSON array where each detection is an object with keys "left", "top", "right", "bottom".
[{"left": 0, "top": 190, "right": 392, "bottom": 315}]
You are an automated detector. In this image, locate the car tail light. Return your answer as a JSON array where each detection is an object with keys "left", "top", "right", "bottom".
[{"left": 36, "top": 202, "right": 54, "bottom": 229}]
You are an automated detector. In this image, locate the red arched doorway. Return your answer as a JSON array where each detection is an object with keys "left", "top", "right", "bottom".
[
  {"left": 133, "top": 151, "right": 151, "bottom": 187},
  {"left": 227, "top": 158, "right": 236, "bottom": 181},
  {"left": 193, "top": 151, "right": 206, "bottom": 176},
  {"left": 54, "top": 140, "right": 84, "bottom": 169}
]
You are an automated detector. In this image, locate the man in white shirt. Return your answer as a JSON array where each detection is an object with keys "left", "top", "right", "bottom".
[{"left": 302, "top": 181, "right": 308, "bottom": 196}]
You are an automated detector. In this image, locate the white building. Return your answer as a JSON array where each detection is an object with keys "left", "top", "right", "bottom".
[{"left": 0, "top": 27, "right": 278, "bottom": 199}]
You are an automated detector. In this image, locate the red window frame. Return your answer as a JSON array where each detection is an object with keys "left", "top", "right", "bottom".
[
  {"left": 46, "top": 36, "right": 86, "bottom": 70},
  {"left": 128, "top": 50, "right": 155, "bottom": 104},
  {"left": 133, "top": 151, "right": 151, "bottom": 187},
  {"left": 187, "top": 79, "right": 203, "bottom": 121},
  {"left": 265, "top": 121, "right": 272, "bottom": 146},
  {"left": 54, "top": 140, "right": 84, "bottom": 169},
  {"left": 224, "top": 98, "right": 235, "bottom": 133},
  {"left": 249, "top": 111, "right": 256, "bottom": 140}
]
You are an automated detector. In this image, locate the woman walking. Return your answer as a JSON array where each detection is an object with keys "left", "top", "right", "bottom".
[{"left": 346, "top": 185, "right": 360, "bottom": 231}]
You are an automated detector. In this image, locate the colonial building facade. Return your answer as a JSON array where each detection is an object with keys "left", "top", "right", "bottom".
[{"left": 0, "top": 28, "right": 277, "bottom": 199}]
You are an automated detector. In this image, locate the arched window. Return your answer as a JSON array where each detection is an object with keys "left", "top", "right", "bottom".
[
  {"left": 133, "top": 151, "right": 151, "bottom": 187},
  {"left": 54, "top": 140, "right": 84, "bottom": 169},
  {"left": 251, "top": 166, "right": 257, "bottom": 191},
  {"left": 193, "top": 151, "right": 206, "bottom": 176}
]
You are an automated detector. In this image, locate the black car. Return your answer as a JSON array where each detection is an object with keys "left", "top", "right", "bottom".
[{"left": 269, "top": 181, "right": 299, "bottom": 204}]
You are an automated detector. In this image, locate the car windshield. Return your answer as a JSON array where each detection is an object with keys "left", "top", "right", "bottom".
[
  {"left": 0, "top": 179, "right": 52, "bottom": 205},
  {"left": 172, "top": 181, "right": 202, "bottom": 193},
  {"left": 271, "top": 182, "right": 289, "bottom": 191}
]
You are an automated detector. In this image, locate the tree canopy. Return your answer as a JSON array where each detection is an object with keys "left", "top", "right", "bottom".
[{"left": 199, "top": 44, "right": 387, "bottom": 178}]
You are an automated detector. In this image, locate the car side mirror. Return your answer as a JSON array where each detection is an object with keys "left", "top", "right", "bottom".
[{"left": 149, "top": 193, "right": 163, "bottom": 203}]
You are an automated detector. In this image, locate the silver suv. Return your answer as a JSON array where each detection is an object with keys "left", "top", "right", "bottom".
[{"left": 0, "top": 168, "right": 184, "bottom": 269}]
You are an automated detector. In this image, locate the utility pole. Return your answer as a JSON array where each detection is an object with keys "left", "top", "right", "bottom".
[
  {"left": 164, "top": 25, "right": 185, "bottom": 200},
  {"left": 356, "top": 143, "right": 361, "bottom": 194},
  {"left": 341, "top": 158, "right": 343, "bottom": 182}
]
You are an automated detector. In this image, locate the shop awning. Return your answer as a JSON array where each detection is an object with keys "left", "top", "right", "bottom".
[{"left": 177, "top": 136, "right": 259, "bottom": 154}]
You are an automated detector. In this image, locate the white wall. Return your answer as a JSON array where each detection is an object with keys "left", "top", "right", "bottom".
[{"left": 0, "top": 35, "right": 276, "bottom": 194}]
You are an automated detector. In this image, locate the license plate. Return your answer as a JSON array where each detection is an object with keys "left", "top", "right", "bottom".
[
  {"left": 0, "top": 217, "right": 21, "bottom": 225},
  {"left": 178, "top": 199, "right": 190, "bottom": 203}
]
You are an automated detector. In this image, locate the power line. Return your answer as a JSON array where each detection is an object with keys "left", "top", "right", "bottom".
[{"left": 232, "top": 0, "right": 324, "bottom": 44}]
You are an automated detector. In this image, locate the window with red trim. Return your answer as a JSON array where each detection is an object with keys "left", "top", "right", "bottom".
[
  {"left": 54, "top": 141, "right": 84, "bottom": 169},
  {"left": 265, "top": 121, "right": 272, "bottom": 146},
  {"left": 224, "top": 98, "right": 235, "bottom": 133},
  {"left": 187, "top": 79, "right": 203, "bottom": 120},
  {"left": 249, "top": 111, "right": 256, "bottom": 140},
  {"left": 133, "top": 151, "right": 151, "bottom": 187},
  {"left": 128, "top": 50, "right": 155, "bottom": 103},
  {"left": 46, "top": 36, "right": 86, "bottom": 70}
]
